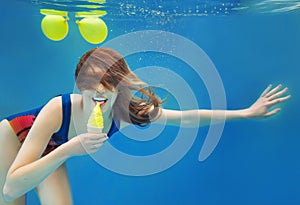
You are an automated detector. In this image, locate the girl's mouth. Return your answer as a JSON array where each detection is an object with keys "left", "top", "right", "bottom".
[{"left": 92, "top": 97, "right": 108, "bottom": 106}]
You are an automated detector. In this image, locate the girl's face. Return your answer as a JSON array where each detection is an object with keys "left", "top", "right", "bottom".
[{"left": 82, "top": 84, "right": 118, "bottom": 114}]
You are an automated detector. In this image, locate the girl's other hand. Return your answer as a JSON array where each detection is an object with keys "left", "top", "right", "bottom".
[{"left": 245, "top": 84, "right": 291, "bottom": 119}]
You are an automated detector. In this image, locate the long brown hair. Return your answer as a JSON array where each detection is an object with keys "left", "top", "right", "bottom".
[{"left": 75, "top": 47, "right": 163, "bottom": 126}]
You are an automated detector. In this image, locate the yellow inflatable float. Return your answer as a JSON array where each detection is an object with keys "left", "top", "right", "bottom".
[
  {"left": 40, "top": 10, "right": 69, "bottom": 41},
  {"left": 76, "top": 17, "right": 108, "bottom": 44}
]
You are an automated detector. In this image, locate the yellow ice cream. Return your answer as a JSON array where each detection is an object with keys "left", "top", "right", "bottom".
[{"left": 87, "top": 103, "right": 104, "bottom": 128}]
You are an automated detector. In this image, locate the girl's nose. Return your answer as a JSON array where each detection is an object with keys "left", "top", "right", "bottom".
[{"left": 97, "top": 84, "right": 106, "bottom": 95}]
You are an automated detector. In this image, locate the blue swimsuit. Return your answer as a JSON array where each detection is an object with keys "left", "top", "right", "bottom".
[{"left": 6, "top": 94, "right": 119, "bottom": 156}]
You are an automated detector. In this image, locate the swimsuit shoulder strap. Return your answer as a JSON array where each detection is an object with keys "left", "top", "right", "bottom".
[
  {"left": 107, "top": 117, "right": 120, "bottom": 138},
  {"left": 54, "top": 93, "right": 71, "bottom": 142}
]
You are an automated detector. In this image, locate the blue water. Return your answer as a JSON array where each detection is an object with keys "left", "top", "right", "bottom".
[{"left": 1, "top": 0, "right": 300, "bottom": 204}]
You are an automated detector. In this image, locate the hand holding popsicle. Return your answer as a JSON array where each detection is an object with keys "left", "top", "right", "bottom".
[
  {"left": 65, "top": 132, "right": 108, "bottom": 156},
  {"left": 63, "top": 102, "right": 107, "bottom": 157}
]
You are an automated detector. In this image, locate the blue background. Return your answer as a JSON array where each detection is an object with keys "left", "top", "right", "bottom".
[{"left": 0, "top": 1, "right": 299, "bottom": 204}]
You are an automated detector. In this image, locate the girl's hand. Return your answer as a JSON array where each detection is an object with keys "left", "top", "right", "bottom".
[
  {"left": 63, "top": 133, "right": 109, "bottom": 157},
  {"left": 245, "top": 84, "right": 291, "bottom": 119}
]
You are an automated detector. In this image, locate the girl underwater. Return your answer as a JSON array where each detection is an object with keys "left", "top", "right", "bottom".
[{"left": 0, "top": 48, "right": 290, "bottom": 205}]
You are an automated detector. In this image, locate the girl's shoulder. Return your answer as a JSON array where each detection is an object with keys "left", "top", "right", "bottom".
[{"left": 51, "top": 93, "right": 81, "bottom": 108}]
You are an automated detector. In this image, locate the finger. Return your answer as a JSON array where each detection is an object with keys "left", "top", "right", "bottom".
[
  {"left": 264, "top": 108, "right": 281, "bottom": 117},
  {"left": 268, "top": 87, "right": 288, "bottom": 101},
  {"left": 88, "top": 134, "right": 108, "bottom": 141},
  {"left": 90, "top": 136, "right": 109, "bottom": 143},
  {"left": 91, "top": 143, "right": 103, "bottom": 150},
  {"left": 260, "top": 84, "right": 272, "bottom": 97},
  {"left": 265, "top": 84, "right": 282, "bottom": 98},
  {"left": 87, "top": 139, "right": 108, "bottom": 147},
  {"left": 98, "top": 136, "right": 109, "bottom": 143},
  {"left": 92, "top": 141, "right": 106, "bottom": 148},
  {"left": 86, "top": 144, "right": 103, "bottom": 154},
  {"left": 267, "top": 95, "right": 291, "bottom": 106}
]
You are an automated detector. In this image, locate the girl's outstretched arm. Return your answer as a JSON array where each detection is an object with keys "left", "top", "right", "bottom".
[
  {"left": 154, "top": 84, "right": 291, "bottom": 127},
  {"left": 3, "top": 96, "right": 108, "bottom": 201}
]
